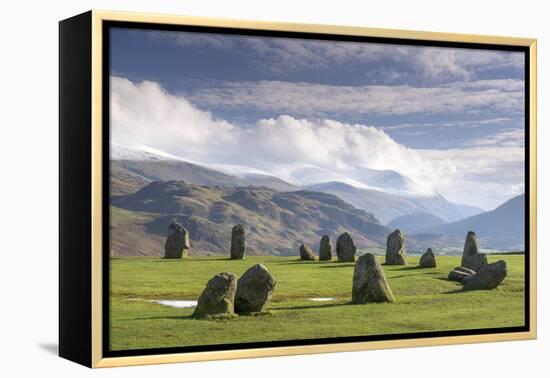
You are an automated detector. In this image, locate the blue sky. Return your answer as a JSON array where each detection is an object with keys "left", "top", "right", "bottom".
[{"left": 110, "top": 27, "right": 526, "bottom": 209}]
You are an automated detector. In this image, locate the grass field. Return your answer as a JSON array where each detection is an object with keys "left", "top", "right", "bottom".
[{"left": 109, "top": 254, "right": 525, "bottom": 351}]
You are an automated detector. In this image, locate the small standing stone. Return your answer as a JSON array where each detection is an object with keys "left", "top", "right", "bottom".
[
  {"left": 319, "top": 235, "right": 333, "bottom": 261},
  {"left": 230, "top": 224, "right": 246, "bottom": 259},
  {"left": 352, "top": 253, "right": 395, "bottom": 304},
  {"left": 385, "top": 229, "right": 407, "bottom": 265},
  {"left": 299, "top": 244, "right": 316, "bottom": 261},
  {"left": 463, "top": 260, "right": 508, "bottom": 291},
  {"left": 193, "top": 272, "right": 237, "bottom": 319},
  {"left": 235, "top": 264, "right": 276, "bottom": 314},
  {"left": 461, "top": 231, "right": 488, "bottom": 271},
  {"left": 336, "top": 232, "right": 356, "bottom": 262},
  {"left": 164, "top": 222, "right": 190, "bottom": 259},
  {"left": 419, "top": 248, "right": 436, "bottom": 268}
]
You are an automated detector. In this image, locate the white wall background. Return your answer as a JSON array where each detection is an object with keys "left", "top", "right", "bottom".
[{"left": 0, "top": 0, "right": 546, "bottom": 376}]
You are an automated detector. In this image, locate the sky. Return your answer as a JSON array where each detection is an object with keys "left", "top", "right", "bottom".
[{"left": 109, "top": 27, "right": 526, "bottom": 210}]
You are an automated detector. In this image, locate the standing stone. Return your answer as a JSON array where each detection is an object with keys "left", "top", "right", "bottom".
[
  {"left": 385, "top": 229, "right": 407, "bottom": 265},
  {"left": 419, "top": 248, "right": 436, "bottom": 268},
  {"left": 336, "top": 232, "right": 356, "bottom": 262},
  {"left": 319, "top": 235, "right": 333, "bottom": 261},
  {"left": 461, "top": 231, "right": 488, "bottom": 271},
  {"left": 230, "top": 224, "right": 246, "bottom": 259},
  {"left": 352, "top": 253, "right": 395, "bottom": 304},
  {"left": 299, "top": 244, "right": 316, "bottom": 261},
  {"left": 235, "top": 264, "right": 276, "bottom": 314},
  {"left": 164, "top": 223, "right": 190, "bottom": 259},
  {"left": 463, "top": 260, "right": 508, "bottom": 291},
  {"left": 193, "top": 272, "right": 237, "bottom": 319}
]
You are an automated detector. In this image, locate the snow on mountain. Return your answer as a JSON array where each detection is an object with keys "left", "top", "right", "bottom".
[{"left": 111, "top": 143, "right": 435, "bottom": 198}]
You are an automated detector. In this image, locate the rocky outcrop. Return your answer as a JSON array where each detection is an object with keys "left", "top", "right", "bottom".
[
  {"left": 193, "top": 272, "right": 237, "bottom": 319},
  {"left": 230, "top": 224, "right": 246, "bottom": 259},
  {"left": 352, "top": 253, "right": 395, "bottom": 304},
  {"left": 460, "top": 231, "right": 488, "bottom": 271},
  {"left": 164, "top": 223, "right": 190, "bottom": 258},
  {"left": 448, "top": 268, "right": 475, "bottom": 284},
  {"left": 385, "top": 229, "right": 407, "bottom": 265},
  {"left": 235, "top": 264, "right": 276, "bottom": 314},
  {"left": 319, "top": 235, "right": 333, "bottom": 261},
  {"left": 419, "top": 248, "right": 436, "bottom": 268},
  {"left": 299, "top": 244, "right": 316, "bottom": 261},
  {"left": 336, "top": 232, "right": 356, "bottom": 262},
  {"left": 463, "top": 260, "right": 508, "bottom": 291}
]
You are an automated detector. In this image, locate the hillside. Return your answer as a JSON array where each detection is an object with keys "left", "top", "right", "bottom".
[
  {"left": 306, "top": 181, "right": 482, "bottom": 224},
  {"left": 424, "top": 194, "right": 525, "bottom": 250},
  {"left": 387, "top": 212, "right": 446, "bottom": 234},
  {"left": 110, "top": 180, "right": 389, "bottom": 257}
]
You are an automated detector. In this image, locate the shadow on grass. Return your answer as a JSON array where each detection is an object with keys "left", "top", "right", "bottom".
[
  {"left": 442, "top": 288, "right": 466, "bottom": 294},
  {"left": 273, "top": 302, "right": 351, "bottom": 311},
  {"left": 319, "top": 263, "right": 356, "bottom": 268},
  {"left": 152, "top": 257, "right": 233, "bottom": 262},
  {"left": 390, "top": 272, "right": 440, "bottom": 279}
]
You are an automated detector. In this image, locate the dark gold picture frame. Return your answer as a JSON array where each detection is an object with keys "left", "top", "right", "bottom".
[{"left": 59, "top": 10, "right": 537, "bottom": 368}]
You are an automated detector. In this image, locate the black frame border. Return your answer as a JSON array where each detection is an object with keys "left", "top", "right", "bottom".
[{"left": 101, "top": 20, "right": 531, "bottom": 359}]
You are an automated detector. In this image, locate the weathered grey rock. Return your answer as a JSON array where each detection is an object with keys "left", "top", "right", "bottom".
[
  {"left": 336, "top": 232, "right": 356, "bottom": 262},
  {"left": 235, "top": 264, "right": 276, "bottom": 314},
  {"left": 319, "top": 235, "right": 333, "bottom": 261},
  {"left": 299, "top": 244, "right": 316, "bottom": 261},
  {"left": 193, "top": 272, "right": 237, "bottom": 319},
  {"left": 164, "top": 223, "right": 190, "bottom": 259},
  {"left": 463, "top": 260, "right": 508, "bottom": 291},
  {"left": 448, "top": 269, "right": 474, "bottom": 283},
  {"left": 230, "top": 224, "right": 246, "bottom": 259},
  {"left": 460, "top": 231, "right": 488, "bottom": 271},
  {"left": 419, "top": 248, "right": 436, "bottom": 268},
  {"left": 352, "top": 253, "right": 395, "bottom": 304},
  {"left": 385, "top": 229, "right": 407, "bottom": 265}
]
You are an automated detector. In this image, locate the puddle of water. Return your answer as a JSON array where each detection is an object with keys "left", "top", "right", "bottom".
[
  {"left": 128, "top": 298, "right": 198, "bottom": 308},
  {"left": 151, "top": 300, "right": 198, "bottom": 308},
  {"left": 307, "top": 297, "right": 336, "bottom": 302}
]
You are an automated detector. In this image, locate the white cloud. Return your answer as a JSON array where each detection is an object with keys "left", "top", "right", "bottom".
[
  {"left": 151, "top": 30, "right": 524, "bottom": 82},
  {"left": 187, "top": 79, "right": 524, "bottom": 117},
  {"left": 467, "top": 128, "right": 525, "bottom": 147},
  {"left": 111, "top": 76, "right": 525, "bottom": 209}
]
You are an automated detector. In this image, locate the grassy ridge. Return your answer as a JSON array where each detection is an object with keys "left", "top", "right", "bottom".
[{"left": 109, "top": 255, "right": 525, "bottom": 351}]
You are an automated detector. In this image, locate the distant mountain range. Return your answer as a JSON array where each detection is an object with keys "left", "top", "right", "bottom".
[
  {"left": 110, "top": 180, "right": 389, "bottom": 256},
  {"left": 420, "top": 194, "right": 525, "bottom": 250},
  {"left": 109, "top": 144, "right": 524, "bottom": 254}
]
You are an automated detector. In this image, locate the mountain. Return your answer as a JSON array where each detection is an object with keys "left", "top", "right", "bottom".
[
  {"left": 110, "top": 180, "right": 389, "bottom": 257},
  {"left": 111, "top": 159, "right": 246, "bottom": 194},
  {"left": 387, "top": 212, "right": 446, "bottom": 234},
  {"left": 422, "top": 194, "right": 525, "bottom": 250},
  {"left": 306, "top": 181, "right": 483, "bottom": 224}
]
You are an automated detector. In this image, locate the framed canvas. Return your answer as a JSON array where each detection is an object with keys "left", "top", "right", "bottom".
[{"left": 59, "top": 10, "right": 537, "bottom": 368}]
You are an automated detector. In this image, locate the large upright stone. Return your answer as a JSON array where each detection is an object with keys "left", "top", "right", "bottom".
[
  {"left": 352, "top": 253, "right": 395, "bottom": 304},
  {"left": 463, "top": 260, "right": 508, "bottom": 291},
  {"left": 336, "top": 232, "right": 356, "bottom": 262},
  {"left": 385, "top": 229, "right": 407, "bottom": 265},
  {"left": 461, "top": 231, "right": 488, "bottom": 271},
  {"left": 419, "top": 248, "right": 436, "bottom": 268},
  {"left": 235, "top": 264, "right": 276, "bottom": 314},
  {"left": 193, "top": 272, "right": 237, "bottom": 319},
  {"left": 299, "top": 244, "right": 316, "bottom": 261},
  {"left": 319, "top": 235, "right": 333, "bottom": 261},
  {"left": 230, "top": 224, "right": 246, "bottom": 259},
  {"left": 164, "top": 223, "right": 190, "bottom": 259}
]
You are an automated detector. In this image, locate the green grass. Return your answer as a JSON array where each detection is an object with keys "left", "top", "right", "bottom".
[{"left": 109, "top": 254, "right": 525, "bottom": 351}]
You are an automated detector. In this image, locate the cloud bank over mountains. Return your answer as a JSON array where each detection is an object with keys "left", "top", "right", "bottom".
[{"left": 111, "top": 76, "right": 524, "bottom": 209}]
